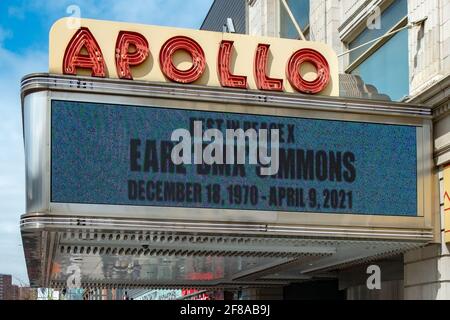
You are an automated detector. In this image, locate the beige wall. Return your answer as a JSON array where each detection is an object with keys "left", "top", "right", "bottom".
[
  {"left": 408, "top": 0, "right": 449, "bottom": 96},
  {"left": 340, "top": 0, "right": 368, "bottom": 20},
  {"left": 404, "top": 243, "right": 450, "bottom": 299},
  {"left": 310, "top": 0, "right": 346, "bottom": 72},
  {"left": 248, "top": 0, "right": 279, "bottom": 37}
]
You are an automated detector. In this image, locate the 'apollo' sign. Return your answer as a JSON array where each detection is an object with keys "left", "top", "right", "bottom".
[{"left": 49, "top": 18, "right": 339, "bottom": 96}]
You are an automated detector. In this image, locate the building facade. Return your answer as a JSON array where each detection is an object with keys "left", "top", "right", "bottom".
[
  {"left": 201, "top": 0, "right": 450, "bottom": 300},
  {"left": 18, "top": 1, "right": 447, "bottom": 300},
  {"left": 0, "top": 274, "right": 19, "bottom": 300}
]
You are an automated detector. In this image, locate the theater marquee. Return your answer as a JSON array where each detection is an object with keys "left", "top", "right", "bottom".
[{"left": 18, "top": 17, "right": 435, "bottom": 288}]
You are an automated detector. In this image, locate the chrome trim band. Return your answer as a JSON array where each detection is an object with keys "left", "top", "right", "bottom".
[
  {"left": 21, "top": 216, "right": 434, "bottom": 241},
  {"left": 21, "top": 73, "right": 432, "bottom": 117}
]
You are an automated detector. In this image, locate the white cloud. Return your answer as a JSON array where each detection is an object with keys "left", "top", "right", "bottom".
[
  {"left": 8, "top": 6, "right": 26, "bottom": 20},
  {"left": 0, "top": 27, "right": 12, "bottom": 45}
]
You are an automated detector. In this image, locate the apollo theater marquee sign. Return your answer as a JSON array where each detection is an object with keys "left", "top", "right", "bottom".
[
  {"left": 51, "top": 18, "right": 338, "bottom": 95},
  {"left": 19, "top": 17, "right": 435, "bottom": 288}
]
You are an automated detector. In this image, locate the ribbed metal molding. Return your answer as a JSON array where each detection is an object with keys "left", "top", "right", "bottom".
[
  {"left": 56, "top": 240, "right": 330, "bottom": 259},
  {"left": 49, "top": 280, "right": 286, "bottom": 290}
]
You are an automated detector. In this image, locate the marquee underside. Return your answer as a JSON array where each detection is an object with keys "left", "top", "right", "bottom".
[{"left": 21, "top": 215, "right": 430, "bottom": 289}]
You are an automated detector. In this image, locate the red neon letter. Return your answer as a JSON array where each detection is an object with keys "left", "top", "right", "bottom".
[
  {"left": 286, "top": 48, "right": 330, "bottom": 94},
  {"left": 115, "top": 31, "right": 149, "bottom": 80},
  {"left": 254, "top": 44, "right": 283, "bottom": 91},
  {"left": 63, "top": 27, "right": 106, "bottom": 77},
  {"left": 218, "top": 40, "right": 247, "bottom": 89},
  {"left": 159, "top": 36, "right": 206, "bottom": 84}
]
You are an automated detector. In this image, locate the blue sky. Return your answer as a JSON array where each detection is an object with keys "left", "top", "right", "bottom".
[{"left": 0, "top": 0, "right": 213, "bottom": 286}]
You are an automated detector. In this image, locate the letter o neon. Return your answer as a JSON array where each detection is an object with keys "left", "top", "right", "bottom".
[
  {"left": 159, "top": 36, "right": 206, "bottom": 84},
  {"left": 286, "top": 48, "right": 330, "bottom": 94}
]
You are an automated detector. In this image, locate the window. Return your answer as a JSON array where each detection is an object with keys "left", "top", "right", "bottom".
[
  {"left": 280, "top": 0, "right": 310, "bottom": 39},
  {"left": 347, "top": 0, "right": 409, "bottom": 101}
]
